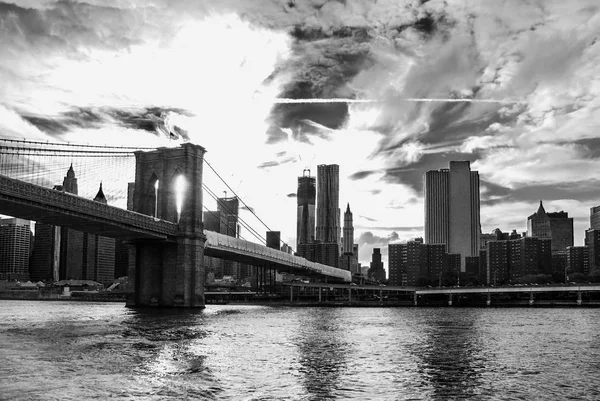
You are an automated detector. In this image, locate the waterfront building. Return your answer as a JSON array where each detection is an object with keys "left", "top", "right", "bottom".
[
  {"left": 296, "top": 170, "right": 316, "bottom": 248},
  {"left": 591, "top": 205, "right": 600, "bottom": 230},
  {"left": 566, "top": 246, "right": 589, "bottom": 275},
  {"left": 424, "top": 161, "right": 480, "bottom": 271},
  {"left": 527, "top": 201, "right": 573, "bottom": 252},
  {"left": 487, "top": 241, "right": 508, "bottom": 285},
  {"left": 388, "top": 244, "right": 402, "bottom": 286},
  {"left": 315, "top": 164, "right": 340, "bottom": 247},
  {"left": 368, "top": 248, "right": 386, "bottom": 281},
  {"left": 487, "top": 237, "right": 551, "bottom": 284},
  {"left": 585, "top": 229, "right": 600, "bottom": 272},
  {"left": 0, "top": 218, "right": 32, "bottom": 281}
]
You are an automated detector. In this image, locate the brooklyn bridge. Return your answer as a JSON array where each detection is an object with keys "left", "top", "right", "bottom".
[{"left": 0, "top": 138, "right": 351, "bottom": 307}]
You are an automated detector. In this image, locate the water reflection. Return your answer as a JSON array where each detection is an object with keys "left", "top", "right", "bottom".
[
  {"left": 295, "top": 308, "right": 349, "bottom": 399},
  {"left": 121, "top": 308, "right": 223, "bottom": 399},
  {"left": 412, "top": 309, "right": 486, "bottom": 400}
]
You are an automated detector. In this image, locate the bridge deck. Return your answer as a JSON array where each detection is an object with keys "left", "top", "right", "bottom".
[
  {"left": 0, "top": 174, "right": 176, "bottom": 239},
  {"left": 204, "top": 230, "right": 352, "bottom": 282}
]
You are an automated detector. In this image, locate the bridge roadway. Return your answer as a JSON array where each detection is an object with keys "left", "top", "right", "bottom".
[{"left": 0, "top": 174, "right": 352, "bottom": 282}]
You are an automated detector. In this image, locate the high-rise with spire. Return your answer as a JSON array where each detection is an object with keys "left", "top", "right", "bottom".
[
  {"left": 527, "top": 200, "right": 573, "bottom": 252},
  {"left": 339, "top": 203, "right": 359, "bottom": 274},
  {"left": 316, "top": 164, "right": 340, "bottom": 247},
  {"left": 342, "top": 203, "right": 354, "bottom": 254}
]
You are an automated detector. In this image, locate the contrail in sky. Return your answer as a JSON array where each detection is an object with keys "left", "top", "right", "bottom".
[{"left": 273, "top": 98, "right": 524, "bottom": 104}]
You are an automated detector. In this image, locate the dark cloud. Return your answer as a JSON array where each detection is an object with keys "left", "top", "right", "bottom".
[
  {"left": 266, "top": 25, "right": 374, "bottom": 143},
  {"left": 349, "top": 170, "right": 377, "bottom": 180},
  {"left": 287, "top": 193, "right": 297, "bottom": 198},
  {"left": 241, "top": 205, "right": 255, "bottom": 213},
  {"left": 20, "top": 106, "right": 192, "bottom": 140},
  {"left": 257, "top": 156, "right": 296, "bottom": 169},
  {"left": 358, "top": 231, "right": 399, "bottom": 246},
  {"left": 381, "top": 151, "right": 480, "bottom": 192},
  {"left": 481, "top": 180, "right": 600, "bottom": 206},
  {"left": 358, "top": 215, "right": 376, "bottom": 222},
  {"left": 0, "top": 1, "right": 149, "bottom": 57}
]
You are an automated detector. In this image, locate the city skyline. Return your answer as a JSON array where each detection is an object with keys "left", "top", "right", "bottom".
[{"left": 0, "top": 1, "right": 599, "bottom": 269}]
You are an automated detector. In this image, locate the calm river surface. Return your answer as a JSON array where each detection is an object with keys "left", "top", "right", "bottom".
[{"left": 1, "top": 301, "right": 599, "bottom": 400}]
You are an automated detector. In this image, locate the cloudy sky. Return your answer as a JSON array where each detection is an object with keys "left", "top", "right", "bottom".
[{"left": 1, "top": 0, "right": 599, "bottom": 269}]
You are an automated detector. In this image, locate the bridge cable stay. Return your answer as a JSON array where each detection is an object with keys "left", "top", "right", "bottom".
[{"left": 203, "top": 158, "right": 290, "bottom": 249}]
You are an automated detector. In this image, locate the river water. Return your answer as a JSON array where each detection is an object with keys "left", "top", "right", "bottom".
[{"left": 1, "top": 301, "right": 599, "bottom": 400}]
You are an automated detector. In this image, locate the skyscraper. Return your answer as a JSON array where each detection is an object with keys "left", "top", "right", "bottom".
[
  {"left": 591, "top": 205, "right": 600, "bottom": 230},
  {"left": 339, "top": 203, "right": 358, "bottom": 273},
  {"left": 424, "top": 161, "right": 480, "bottom": 271},
  {"left": 527, "top": 201, "right": 573, "bottom": 252},
  {"left": 368, "top": 248, "right": 385, "bottom": 281},
  {"left": 316, "top": 164, "right": 340, "bottom": 247},
  {"left": 342, "top": 203, "right": 354, "bottom": 254},
  {"left": 0, "top": 218, "right": 32, "bottom": 281},
  {"left": 296, "top": 170, "right": 316, "bottom": 248}
]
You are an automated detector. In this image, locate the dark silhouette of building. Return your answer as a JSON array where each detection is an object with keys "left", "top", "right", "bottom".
[
  {"left": 368, "top": 248, "right": 385, "bottom": 281},
  {"left": 566, "top": 246, "right": 589, "bottom": 275},
  {"left": 591, "top": 205, "right": 600, "bottom": 230},
  {"left": 424, "top": 161, "right": 480, "bottom": 271},
  {"left": 296, "top": 170, "right": 316, "bottom": 248},
  {"left": 316, "top": 164, "right": 340, "bottom": 247},
  {"left": 266, "top": 231, "right": 281, "bottom": 250},
  {"left": 527, "top": 201, "right": 573, "bottom": 252},
  {"left": 486, "top": 237, "right": 551, "bottom": 284},
  {"left": 297, "top": 241, "right": 339, "bottom": 268},
  {"left": 339, "top": 203, "right": 358, "bottom": 273},
  {"left": 585, "top": 229, "right": 600, "bottom": 272},
  {"left": 79, "top": 183, "right": 115, "bottom": 286},
  {"left": 0, "top": 218, "right": 32, "bottom": 281}
]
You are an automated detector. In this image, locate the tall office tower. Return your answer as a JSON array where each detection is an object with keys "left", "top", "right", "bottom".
[
  {"left": 368, "top": 248, "right": 386, "bottom": 281},
  {"left": 566, "top": 246, "right": 589, "bottom": 275},
  {"left": 217, "top": 197, "right": 240, "bottom": 238},
  {"left": 80, "top": 183, "right": 115, "bottom": 286},
  {"left": 591, "top": 205, "right": 600, "bottom": 230},
  {"left": 388, "top": 244, "right": 402, "bottom": 286},
  {"left": 342, "top": 203, "right": 354, "bottom": 254},
  {"left": 29, "top": 222, "right": 60, "bottom": 282},
  {"left": 56, "top": 166, "right": 84, "bottom": 280},
  {"left": 527, "top": 201, "right": 574, "bottom": 252},
  {"left": 296, "top": 170, "right": 316, "bottom": 248},
  {"left": 316, "top": 164, "right": 340, "bottom": 247},
  {"left": 585, "top": 229, "right": 600, "bottom": 272},
  {"left": 0, "top": 218, "right": 32, "bottom": 281},
  {"left": 424, "top": 161, "right": 480, "bottom": 271}
]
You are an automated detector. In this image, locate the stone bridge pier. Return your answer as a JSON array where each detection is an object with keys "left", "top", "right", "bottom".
[{"left": 126, "top": 143, "right": 207, "bottom": 308}]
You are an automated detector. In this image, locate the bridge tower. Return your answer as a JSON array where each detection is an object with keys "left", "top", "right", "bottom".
[{"left": 128, "top": 143, "right": 207, "bottom": 308}]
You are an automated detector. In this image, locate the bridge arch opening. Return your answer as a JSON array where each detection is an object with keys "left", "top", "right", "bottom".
[
  {"left": 143, "top": 173, "right": 159, "bottom": 218},
  {"left": 174, "top": 174, "right": 186, "bottom": 223}
]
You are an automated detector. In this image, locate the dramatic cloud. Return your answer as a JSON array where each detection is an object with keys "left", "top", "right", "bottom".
[{"left": 1, "top": 0, "right": 599, "bottom": 266}]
